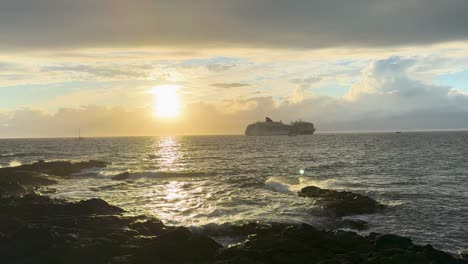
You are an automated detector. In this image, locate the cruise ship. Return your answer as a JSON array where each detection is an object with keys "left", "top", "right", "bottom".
[{"left": 245, "top": 117, "right": 316, "bottom": 136}]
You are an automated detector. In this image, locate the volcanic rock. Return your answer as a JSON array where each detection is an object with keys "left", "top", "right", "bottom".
[{"left": 299, "top": 185, "right": 385, "bottom": 216}]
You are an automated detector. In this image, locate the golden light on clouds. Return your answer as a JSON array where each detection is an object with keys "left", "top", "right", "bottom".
[{"left": 152, "top": 85, "right": 181, "bottom": 118}]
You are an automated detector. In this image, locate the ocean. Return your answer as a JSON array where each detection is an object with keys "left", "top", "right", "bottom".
[{"left": 1, "top": 132, "right": 467, "bottom": 253}]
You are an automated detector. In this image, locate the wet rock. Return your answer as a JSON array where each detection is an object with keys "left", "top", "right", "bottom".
[
  {"left": 129, "top": 227, "right": 222, "bottom": 263},
  {"left": 0, "top": 194, "right": 124, "bottom": 222},
  {"left": 375, "top": 234, "right": 413, "bottom": 251},
  {"left": 299, "top": 185, "right": 385, "bottom": 216},
  {"left": 112, "top": 171, "right": 131, "bottom": 180},
  {"left": 0, "top": 160, "right": 108, "bottom": 197},
  {"left": 0, "top": 159, "right": 108, "bottom": 178},
  {"left": 129, "top": 219, "right": 166, "bottom": 236},
  {"left": 0, "top": 170, "right": 57, "bottom": 196},
  {"left": 422, "top": 244, "right": 463, "bottom": 264},
  {"left": 216, "top": 223, "right": 464, "bottom": 264},
  {"left": 338, "top": 219, "right": 369, "bottom": 230},
  {"left": 0, "top": 194, "right": 144, "bottom": 263},
  {"left": 72, "top": 198, "right": 125, "bottom": 215}
]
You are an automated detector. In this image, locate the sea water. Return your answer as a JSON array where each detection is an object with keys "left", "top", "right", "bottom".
[{"left": 1, "top": 132, "right": 467, "bottom": 252}]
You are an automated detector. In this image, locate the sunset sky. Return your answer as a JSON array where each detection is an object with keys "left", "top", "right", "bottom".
[{"left": 2, "top": 0, "right": 468, "bottom": 137}]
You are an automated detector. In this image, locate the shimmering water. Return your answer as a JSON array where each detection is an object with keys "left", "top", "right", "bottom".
[{"left": 1, "top": 132, "right": 467, "bottom": 252}]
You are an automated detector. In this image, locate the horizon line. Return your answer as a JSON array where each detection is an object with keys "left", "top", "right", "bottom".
[{"left": 2, "top": 128, "right": 468, "bottom": 139}]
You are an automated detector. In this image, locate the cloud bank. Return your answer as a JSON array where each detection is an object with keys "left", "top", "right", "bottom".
[
  {"left": 210, "top": 83, "right": 250, "bottom": 89},
  {"left": 1, "top": 0, "right": 468, "bottom": 50},
  {"left": 1, "top": 57, "right": 468, "bottom": 137}
]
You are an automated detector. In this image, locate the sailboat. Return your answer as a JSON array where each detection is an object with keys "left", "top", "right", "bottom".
[{"left": 77, "top": 128, "right": 84, "bottom": 140}]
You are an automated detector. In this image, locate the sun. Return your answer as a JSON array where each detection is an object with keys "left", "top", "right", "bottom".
[{"left": 151, "top": 85, "right": 181, "bottom": 118}]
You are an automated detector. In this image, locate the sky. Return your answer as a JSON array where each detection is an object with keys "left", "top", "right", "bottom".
[{"left": 1, "top": 0, "right": 468, "bottom": 137}]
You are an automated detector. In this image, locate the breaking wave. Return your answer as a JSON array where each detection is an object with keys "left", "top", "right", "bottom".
[{"left": 264, "top": 176, "right": 336, "bottom": 194}]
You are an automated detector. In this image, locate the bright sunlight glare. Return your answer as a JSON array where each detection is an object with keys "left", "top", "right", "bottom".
[{"left": 151, "top": 85, "right": 181, "bottom": 118}]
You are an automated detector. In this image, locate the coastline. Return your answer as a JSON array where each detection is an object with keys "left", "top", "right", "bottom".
[{"left": 1, "top": 160, "right": 466, "bottom": 263}]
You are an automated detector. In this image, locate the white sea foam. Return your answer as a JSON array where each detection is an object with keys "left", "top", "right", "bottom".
[
  {"left": 9, "top": 160, "right": 22, "bottom": 167},
  {"left": 379, "top": 199, "right": 404, "bottom": 207},
  {"left": 264, "top": 177, "right": 298, "bottom": 193},
  {"left": 265, "top": 176, "right": 336, "bottom": 194},
  {"left": 71, "top": 168, "right": 101, "bottom": 177}
]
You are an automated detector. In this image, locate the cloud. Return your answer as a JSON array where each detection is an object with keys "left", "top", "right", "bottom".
[
  {"left": 40, "top": 64, "right": 152, "bottom": 80},
  {"left": 343, "top": 56, "right": 468, "bottom": 118},
  {"left": 1, "top": 0, "right": 468, "bottom": 50},
  {"left": 292, "top": 77, "right": 323, "bottom": 90},
  {"left": 210, "top": 83, "right": 250, "bottom": 89},
  {"left": 2, "top": 56, "right": 468, "bottom": 137}
]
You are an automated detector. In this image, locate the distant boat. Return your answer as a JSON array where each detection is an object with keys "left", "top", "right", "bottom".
[
  {"left": 77, "top": 129, "right": 84, "bottom": 140},
  {"left": 395, "top": 131, "right": 402, "bottom": 134}
]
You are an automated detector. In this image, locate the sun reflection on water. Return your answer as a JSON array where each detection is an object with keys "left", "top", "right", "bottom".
[{"left": 154, "top": 137, "right": 183, "bottom": 171}]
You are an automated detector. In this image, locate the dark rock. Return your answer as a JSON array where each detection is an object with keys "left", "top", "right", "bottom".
[
  {"left": 216, "top": 223, "right": 464, "bottom": 264},
  {"left": 0, "top": 159, "right": 108, "bottom": 178},
  {"left": 338, "top": 219, "right": 369, "bottom": 230},
  {"left": 422, "top": 244, "right": 462, "bottom": 264},
  {"left": 112, "top": 171, "right": 131, "bottom": 180},
  {"left": 129, "top": 219, "right": 166, "bottom": 236},
  {"left": 0, "top": 194, "right": 124, "bottom": 222},
  {"left": 0, "top": 170, "right": 57, "bottom": 197},
  {"left": 129, "top": 227, "right": 222, "bottom": 263},
  {"left": 0, "top": 194, "right": 147, "bottom": 263},
  {"left": 0, "top": 160, "right": 109, "bottom": 197},
  {"left": 375, "top": 234, "right": 413, "bottom": 251},
  {"left": 299, "top": 185, "right": 385, "bottom": 216},
  {"left": 72, "top": 198, "right": 125, "bottom": 215}
]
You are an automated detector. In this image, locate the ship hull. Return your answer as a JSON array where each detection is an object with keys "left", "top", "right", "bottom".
[
  {"left": 245, "top": 125, "right": 316, "bottom": 136},
  {"left": 245, "top": 118, "right": 316, "bottom": 136},
  {"left": 245, "top": 130, "right": 291, "bottom": 136},
  {"left": 245, "top": 123, "right": 290, "bottom": 136}
]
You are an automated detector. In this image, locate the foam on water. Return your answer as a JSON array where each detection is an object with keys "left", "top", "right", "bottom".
[
  {"left": 265, "top": 176, "right": 337, "bottom": 194},
  {"left": 9, "top": 160, "right": 22, "bottom": 167}
]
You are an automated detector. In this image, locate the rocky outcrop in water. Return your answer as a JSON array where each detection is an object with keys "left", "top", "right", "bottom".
[
  {"left": 0, "top": 159, "right": 108, "bottom": 177},
  {"left": 299, "top": 185, "right": 385, "bottom": 216},
  {"left": 215, "top": 223, "right": 466, "bottom": 264},
  {"left": 0, "top": 160, "right": 108, "bottom": 196}
]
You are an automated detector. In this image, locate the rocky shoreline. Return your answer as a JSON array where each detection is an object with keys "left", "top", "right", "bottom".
[{"left": 0, "top": 160, "right": 466, "bottom": 263}]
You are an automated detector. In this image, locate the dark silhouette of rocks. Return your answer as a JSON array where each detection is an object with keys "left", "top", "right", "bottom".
[
  {"left": 122, "top": 227, "right": 222, "bottom": 263},
  {"left": 337, "top": 218, "right": 369, "bottom": 231},
  {"left": 0, "top": 170, "right": 57, "bottom": 196},
  {"left": 0, "top": 160, "right": 108, "bottom": 197},
  {"left": 0, "top": 159, "right": 108, "bottom": 177},
  {"left": 216, "top": 223, "right": 465, "bottom": 264},
  {"left": 299, "top": 185, "right": 385, "bottom": 216}
]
